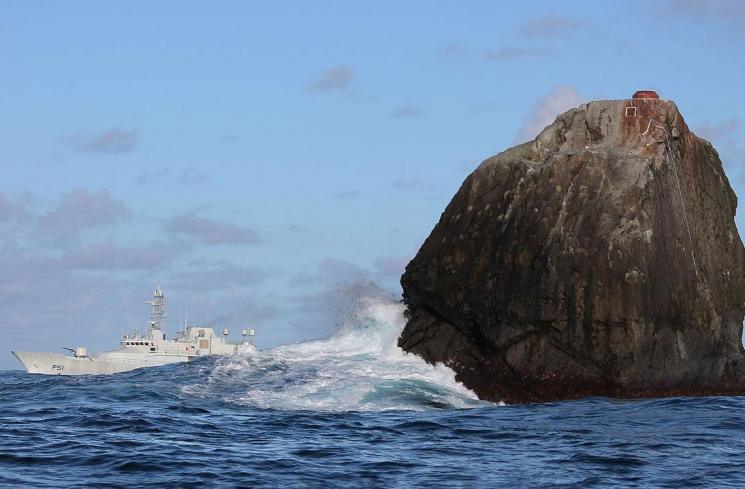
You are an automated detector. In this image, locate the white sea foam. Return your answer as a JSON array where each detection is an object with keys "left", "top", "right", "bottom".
[{"left": 190, "top": 295, "right": 485, "bottom": 412}]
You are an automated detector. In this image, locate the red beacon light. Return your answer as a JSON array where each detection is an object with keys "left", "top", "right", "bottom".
[{"left": 632, "top": 90, "right": 660, "bottom": 99}]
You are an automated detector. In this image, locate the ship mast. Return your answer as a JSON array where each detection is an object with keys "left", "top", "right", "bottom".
[{"left": 145, "top": 287, "right": 166, "bottom": 333}]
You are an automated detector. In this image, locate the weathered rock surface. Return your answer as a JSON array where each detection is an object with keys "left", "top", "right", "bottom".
[{"left": 399, "top": 98, "right": 745, "bottom": 403}]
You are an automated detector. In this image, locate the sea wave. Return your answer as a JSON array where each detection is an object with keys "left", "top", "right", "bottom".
[{"left": 183, "top": 295, "right": 485, "bottom": 411}]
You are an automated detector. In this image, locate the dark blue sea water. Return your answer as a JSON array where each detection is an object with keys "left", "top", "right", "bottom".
[{"left": 2, "top": 299, "right": 745, "bottom": 488}]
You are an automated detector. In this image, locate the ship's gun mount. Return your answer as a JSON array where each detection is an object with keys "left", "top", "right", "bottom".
[{"left": 62, "top": 347, "right": 88, "bottom": 358}]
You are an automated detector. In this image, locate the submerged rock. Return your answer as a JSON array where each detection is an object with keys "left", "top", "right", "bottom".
[{"left": 399, "top": 97, "right": 745, "bottom": 403}]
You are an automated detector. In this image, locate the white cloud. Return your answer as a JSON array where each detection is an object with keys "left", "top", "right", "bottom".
[
  {"left": 58, "top": 241, "right": 175, "bottom": 270},
  {"left": 391, "top": 178, "right": 435, "bottom": 192},
  {"left": 38, "top": 189, "right": 132, "bottom": 239},
  {"left": 331, "top": 189, "right": 361, "bottom": 199},
  {"left": 203, "top": 302, "right": 280, "bottom": 329},
  {"left": 486, "top": 46, "right": 548, "bottom": 60},
  {"left": 440, "top": 42, "right": 468, "bottom": 59},
  {"left": 286, "top": 223, "right": 310, "bottom": 233},
  {"left": 0, "top": 192, "right": 31, "bottom": 223},
  {"left": 164, "top": 212, "right": 263, "bottom": 246},
  {"left": 389, "top": 104, "right": 422, "bottom": 119},
  {"left": 515, "top": 86, "right": 584, "bottom": 143},
  {"left": 289, "top": 257, "right": 368, "bottom": 287},
  {"left": 519, "top": 15, "right": 582, "bottom": 37},
  {"left": 136, "top": 166, "right": 210, "bottom": 186},
  {"left": 661, "top": 0, "right": 745, "bottom": 27},
  {"left": 68, "top": 128, "right": 138, "bottom": 153},
  {"left": 306, "top": 66, "right": 353, "bottom": 92},
  {"left": 171, "top": 262, "right": 271, "bottom": 289}
]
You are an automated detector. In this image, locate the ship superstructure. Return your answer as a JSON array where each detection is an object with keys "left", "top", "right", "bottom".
[{"left": 12, "top": 288, "right": 256, "bottom": 375}]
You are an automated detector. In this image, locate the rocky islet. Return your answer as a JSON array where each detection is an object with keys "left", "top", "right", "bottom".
[{"left": 399, "top": 96, "right": 745, "bottom": 403}]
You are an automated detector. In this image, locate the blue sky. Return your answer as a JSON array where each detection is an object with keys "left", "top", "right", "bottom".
[{"left": 1, "top": 0, "right": 744, "bottom": 369}]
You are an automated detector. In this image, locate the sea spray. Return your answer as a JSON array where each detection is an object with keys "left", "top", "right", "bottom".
[{"left": 185, "top": 293, "right": 485, "bottom": 411}]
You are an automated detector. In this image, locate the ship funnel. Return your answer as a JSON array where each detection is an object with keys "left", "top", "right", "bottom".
[
  {"left": 223, "top": 328, "right": 230, "bottom": 337},
  {"left": 74, "top": 347, "right": 87, "bottom": 358}
]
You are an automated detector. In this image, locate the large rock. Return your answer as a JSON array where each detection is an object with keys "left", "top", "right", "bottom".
[{"left": 399, "top": 98, "right": 745, "bottom": 403}]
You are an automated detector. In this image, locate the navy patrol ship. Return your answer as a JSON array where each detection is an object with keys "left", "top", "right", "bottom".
[{"left": 12, "top": 288, "right": 256, "bottom": 375}]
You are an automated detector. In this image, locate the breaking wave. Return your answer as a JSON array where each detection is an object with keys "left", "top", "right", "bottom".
[{"left": 183, "top": 294, "right": 485, "bottom": 411}]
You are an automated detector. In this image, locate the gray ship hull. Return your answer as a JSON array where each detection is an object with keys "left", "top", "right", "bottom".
[{"left": 12, "top": 351, "right": 191, "bottom": 376}]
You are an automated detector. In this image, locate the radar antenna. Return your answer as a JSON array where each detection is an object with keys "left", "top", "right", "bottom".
[{"left": 145, "top": 287, "right": 167, "bottom": 332}]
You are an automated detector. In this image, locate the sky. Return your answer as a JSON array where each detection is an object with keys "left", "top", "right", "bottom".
[{"left": 1, "top": 0, "right": 744, "bottom": 369}]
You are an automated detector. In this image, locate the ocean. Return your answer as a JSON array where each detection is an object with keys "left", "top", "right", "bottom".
[{"left": 2, "top": 298, "right": 744, "bottom": 488}]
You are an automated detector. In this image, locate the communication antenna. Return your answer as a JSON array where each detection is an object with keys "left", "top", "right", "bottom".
[
  {"left": 145, "top": 287, "right": 167, "bottom": 332},
  {"left": 180, "top": 302, "right": 188, "bottom": 332}
]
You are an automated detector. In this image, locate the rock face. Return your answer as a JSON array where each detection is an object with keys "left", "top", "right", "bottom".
[{"left": 399, "top": 98, "right": 745, "bottom": 403}]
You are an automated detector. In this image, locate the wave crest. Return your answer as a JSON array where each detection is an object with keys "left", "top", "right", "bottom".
[{"left": 184, "top": 295, "right": 484, "bottom": 411}]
